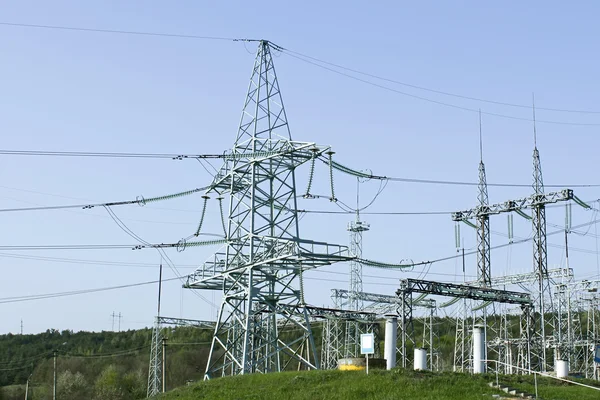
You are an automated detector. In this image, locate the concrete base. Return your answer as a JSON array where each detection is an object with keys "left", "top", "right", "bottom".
[{"left": 338, "top": 358, "right": 386, "bottom": 371}]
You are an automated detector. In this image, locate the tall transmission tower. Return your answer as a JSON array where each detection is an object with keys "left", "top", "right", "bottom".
[
  {"left": 147, "top": 262, "right": 164, "bottom": 398},
  {"left": 185, "top": 40, "right": 347, "bottom": 378},
  {"left": 454, "top": 113, "right": 490, "bottom": 372},
  {"left": 531, "top": 106, "right": 552, "bottom": 372},
  {"left": 476, "top": 113, "right": 491, "bottom": 287},
  {"left": 344, "top": 179, "right": 370, "bottom": 357}
]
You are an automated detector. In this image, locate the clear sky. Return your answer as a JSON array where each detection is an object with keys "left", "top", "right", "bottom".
[{"left": 1, "top": 1, "right": 600, "bottom": 334}]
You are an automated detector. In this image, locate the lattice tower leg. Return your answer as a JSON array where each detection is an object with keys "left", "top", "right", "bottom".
[
  {"left": 146, "top": 318, "right": 162, "bottom": 398},
  {"left": 453, "top": 299, "right": 472, "bottom": 372},
  {"left": 398, "top": 291, "right": 414, "bottom": 368}
]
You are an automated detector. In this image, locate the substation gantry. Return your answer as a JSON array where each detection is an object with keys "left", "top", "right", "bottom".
[{"left": 397, "top": 278, "right": 533, "bottom": 372}]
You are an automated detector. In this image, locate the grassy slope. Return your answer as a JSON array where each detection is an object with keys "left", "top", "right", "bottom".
[
  {"left": 156, "top": 369, "right": 600, "bottom": 400},
  {"left": 157, "top": 369, "right": 490, "bottom": 400}
]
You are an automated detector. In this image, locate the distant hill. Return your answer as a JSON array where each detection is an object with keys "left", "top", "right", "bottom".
[{"left": 0, "top": 326, "right": 213, "bottom": 400}]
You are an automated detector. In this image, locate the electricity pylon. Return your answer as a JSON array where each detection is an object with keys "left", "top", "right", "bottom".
[
  {"left": 531, "top": 116, "right": 552, "bottom": 372},
  {"left": 344, "top": 181, "right": 370, "bottom": 357},
  {"left": 185, "top": 40, "right": 347, "bottom": 378},
  {"left": 454, "top": 114, "right": 490, "bottom": 372}
]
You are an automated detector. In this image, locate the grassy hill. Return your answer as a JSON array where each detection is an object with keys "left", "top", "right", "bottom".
[
  {"left": 155, "top": 368, "right": 600, "bottom": 400},
  {"left": 0, "top": 327, "right": 213, "bottom": 400}
]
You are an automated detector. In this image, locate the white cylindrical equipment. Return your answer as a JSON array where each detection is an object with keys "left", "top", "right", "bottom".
[
  {"left": 384, "top": 316, "right": 397, "bottom": 370},
  {"left": 414, "top": 348, "right": 428, "bottom": 371},
  {"left": 556, "top": 360, "right": 569, "bottom": 378},
  {"left": 472, "top": 325, "right": 486, "bottom": 374}
]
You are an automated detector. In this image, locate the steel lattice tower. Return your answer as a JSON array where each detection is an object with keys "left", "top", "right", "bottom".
[
  {"left": 146, "top": 317, "right": 162, "bottom": 397},
  {"left": 186, "top": 40, "right": 346, "bottom": 378},
  {"left": 531, "top": 126, "right": 552, "bottom": 372},
  {"left": 344, "top": 202, "right": 369, "bottom": 357},
  {"left": 454, "top": 115, "right": 490, "bottom": 372},
  {"left": 476, "top": 119, "right": 491, "bottom": 287}
]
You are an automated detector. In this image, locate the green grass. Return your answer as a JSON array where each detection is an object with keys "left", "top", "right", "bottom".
[
  {"left": 158, "top": 368, "right": 597, "bottom": 400},
  {"left": 499, "top": 374, "right": 600, "bottom": 400}
]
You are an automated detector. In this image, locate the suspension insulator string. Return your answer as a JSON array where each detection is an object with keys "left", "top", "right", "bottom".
[
  {"left": 217, "top": 196, "right": 227, "bottom": 237},
  {"left": 327, "top": 151, "right": 337, "bottom": 202},
  {"left": 303, "top": 148, "right": 318, "bottom": 199},
  {"left": 194, "top": 195, "right": 210, "bottom": 236}
]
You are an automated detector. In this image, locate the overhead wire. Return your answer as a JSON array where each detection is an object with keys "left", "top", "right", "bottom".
[
  {"left": 281, "top": 47, "right": 600, "bottom": 115},
  {"left": 323, "top": 156, "right": 600, "bottom": 188},
  {"left": 281, "top": 51, "right": 600, "bottom": 127},
  {"left": 0, "top": 277, "right": 182, "bottom": 304},
  {"left": 61, "top": 346, "right": 149, "bottom": 359},
  {"left": 0, "top": 22, "right": 255, "bottom": 42},
  {"left": 3, "top": 20, "right": 600, "bottom": 117},
  {"left": 359, "top": 216, "right": 600, "bottom": 271},
  {"left": 0, "top": 150, "right": 226, "bottom": 159},
  {"left": 0, "top": 186, "right": 210, "bottom": 213},
  {"left": 100, "top": 206, "right": 219, "bottom": 309}
]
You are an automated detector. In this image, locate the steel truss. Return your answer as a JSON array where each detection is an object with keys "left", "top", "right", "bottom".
[
  {"left": 554, "top": 279, "right": 600, "bottom": 377},
  {"left": 397, "top": 279, "right": 533, "bottom": 370},
  {"left": 343, "top": 218, "right": 369, "bottom": 357},
  {"left": 184, "top": 41, "right": 348, "bottom": 379},
  {"left": 329, "top": 289, "right": 436, "bottom": 369},
  {"left": 147, "top": 316, "right": 216, "bottom": 397}
]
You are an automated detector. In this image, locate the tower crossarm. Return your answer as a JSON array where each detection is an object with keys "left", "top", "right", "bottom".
[
  {"left": 556, "top": 279, "right": 600, "bottom": 292},
  {"left": 331, "top": 289, "right": 433, "bottom": 309},
  {"left": 452, "top": 189, "right": 573, "bottom": 221},
  {"left": 184, "top": 239, "right": 349, "bottom": 289},
  {"left": 465, "top": 267, "right": 573, "bottom": 287},
  {"left": 157, "top": 316, "right": 217, "bottom": 329},
  {"left": 397, "top": 278, "right": 532, "bottom": 305},
  {"left": 208, "top": 141, "right": 330, "bottom": 194},
  {"left": 302, "top": 305, "right": 377, "bottom": 322}
]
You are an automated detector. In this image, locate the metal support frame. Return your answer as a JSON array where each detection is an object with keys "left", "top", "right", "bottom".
[
  {"left": 397, "top": 279, "right": 532, "bottom": 371},
  {"left": 343, "top": 218, "right": 369, "bottom": 357},
  {"left": 184, "top": 41, "right": 348, "bottom": 378},
  {"left": 147, "top": 316, "right": 216, "bottom": 397}
]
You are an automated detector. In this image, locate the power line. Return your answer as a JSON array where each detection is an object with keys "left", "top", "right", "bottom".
[
  {"left": 0, "top": 277, "right": 182, "bottom": 304},
  {"left": 0, "top": 22, "right": 254, "bottom": 42},
  {"left": 62, "top": 346, "right": 149, "bottom": 358},
  {"left": 359, "top": 216, "right": 600, "bottom": 271},
  {"left": 3, "top": 20, "right": 599, "bottom": 117},
  {"left": 0, "top": 252, "right": 198, "bottom": 268},
  {"left": 283, "top": 51, "right": 600, "bottom": 127},
  {"left": 0, "top": 149, "right": 236, "bottom": 159},
  {"left": 325, "top": 157, "right": 600, "bottom": 188},
  {"left": 0, "top": 186, "right": 209, "bottom": 213},
  {"left": 0, "top": 351, "right": 53, "bottom": 366},
  {"left": 282, "top": 48, "right": 600, "bottom": 115}
]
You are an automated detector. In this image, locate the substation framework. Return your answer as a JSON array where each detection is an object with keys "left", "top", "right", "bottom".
[
  {"left": 397, "top": 278, "right": 533, "bottom": 370},
  {"left": 147, "top": 317, "right": 216, "bottom": 397},
  {"left": 449, "top": 126, "right": 597, "bottom": 376},
  {"left": 145, "top": 40, "right": 600, "bottom": 387}
]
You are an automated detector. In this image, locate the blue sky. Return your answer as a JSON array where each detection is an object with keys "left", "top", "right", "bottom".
[{"left": 1, "top": 1, "right": 600, "bottom": 334}]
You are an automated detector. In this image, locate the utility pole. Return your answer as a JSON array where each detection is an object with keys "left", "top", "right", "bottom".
[
  {"left": 20, "top": 319, "right": 23, "bottom": 335},
  {"left": 24, "top": 372, "right": 32, "bottom": 400},
  {"left": 53, "top": 350, "right": 57, "bottom": 400},
  {"left": 162, "top": 337, "right": 168, "bottom": 393},
  {"left": 111, "top": 312, "right": 122, "bottom": 331}
]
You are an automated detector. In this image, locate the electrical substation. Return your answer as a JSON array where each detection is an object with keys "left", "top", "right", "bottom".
[{"left": 144, "top": 40, "right": 600, "bottom": 397}]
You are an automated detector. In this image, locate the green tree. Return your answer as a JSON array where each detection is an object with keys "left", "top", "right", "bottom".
[
  {"left": 94, "top": 365, "right": 124, "bottom": 400},
  {"left": 57, "top": 370, "right": 87, "bottom": 400}
]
